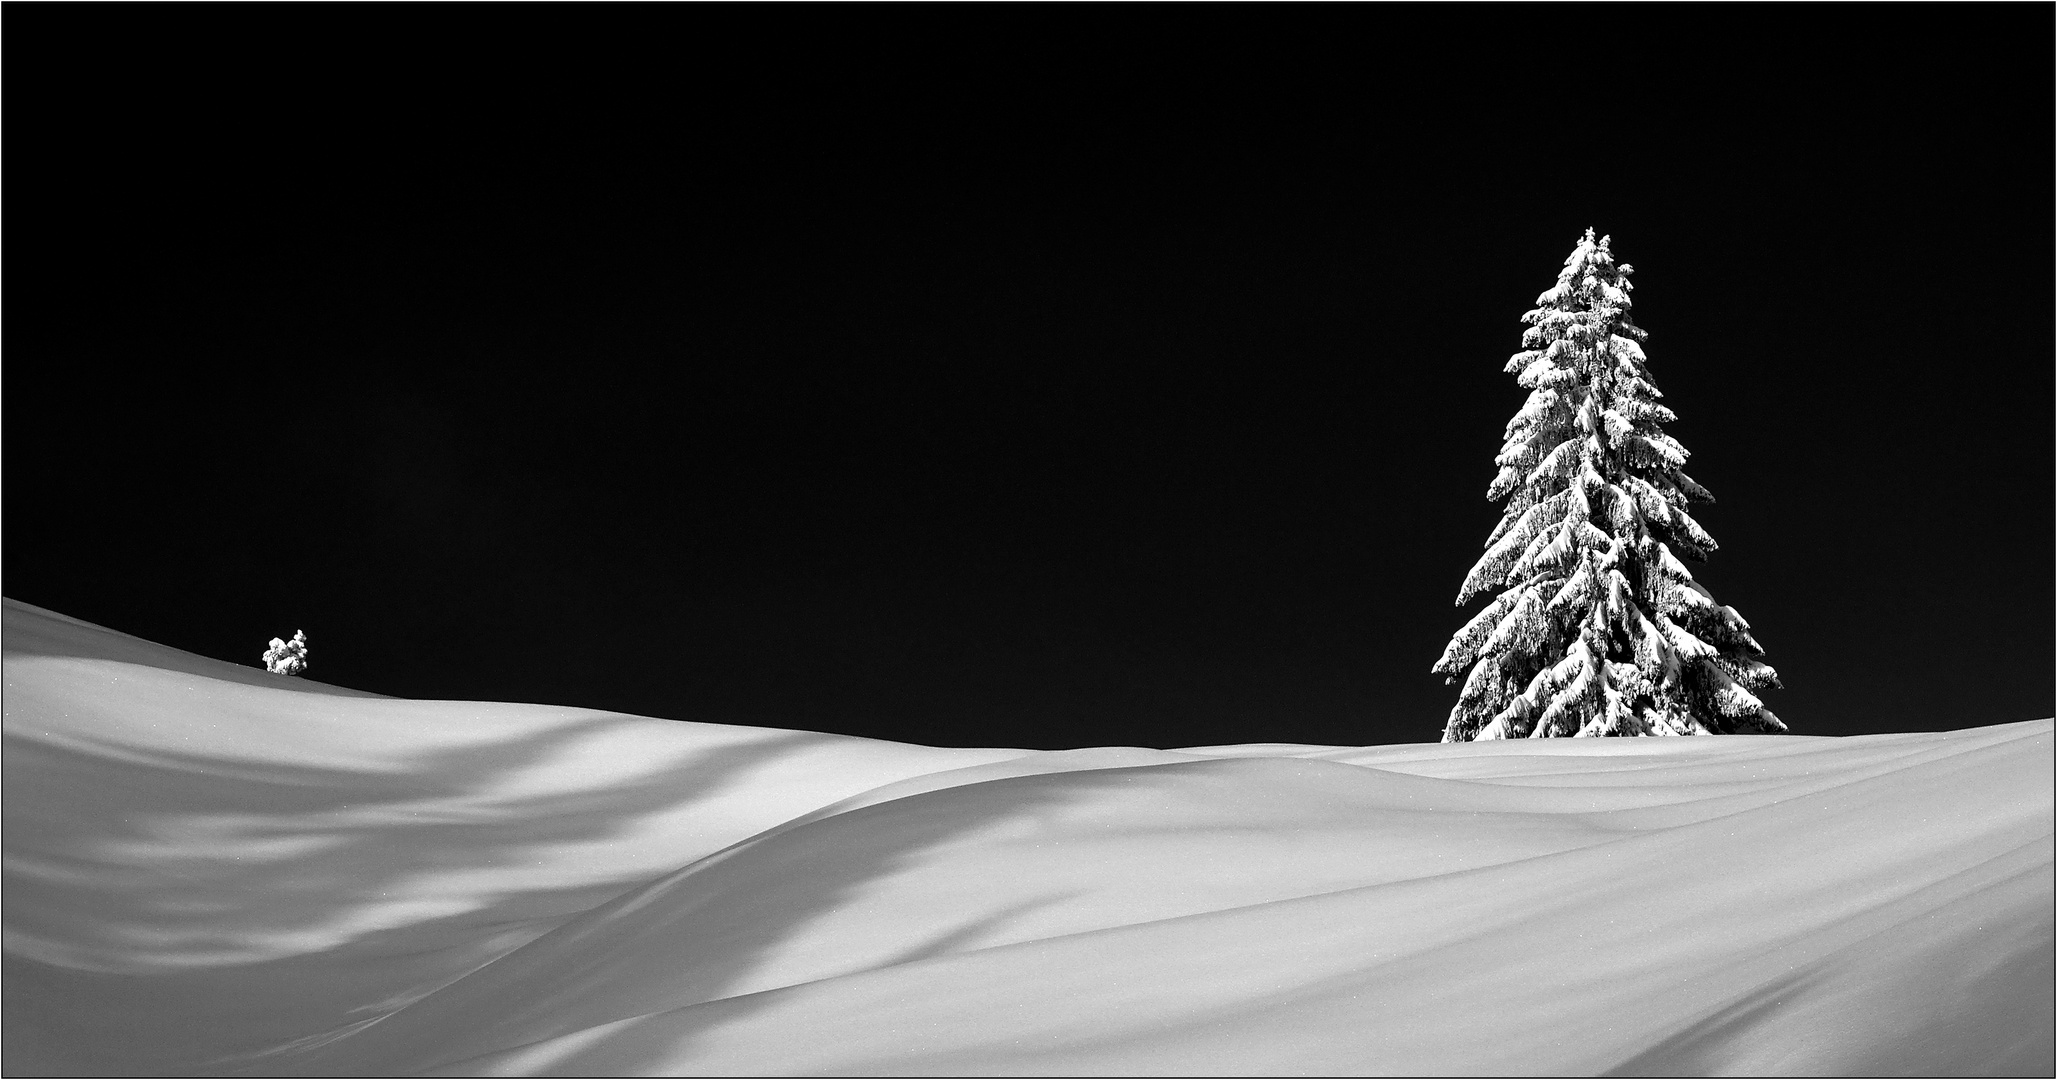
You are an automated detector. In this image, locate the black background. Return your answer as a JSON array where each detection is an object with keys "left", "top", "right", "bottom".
[{"left": 7, "top": 9, "right": 2052, "bottom": 749}]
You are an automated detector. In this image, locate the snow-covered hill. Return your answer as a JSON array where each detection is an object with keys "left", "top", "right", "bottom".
[{"left": 5, "top": 598, "right": 2050, "bottom": 1076}]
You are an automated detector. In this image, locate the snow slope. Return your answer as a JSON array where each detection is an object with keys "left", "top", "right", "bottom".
[{"left": 4, "top": 598, "right": 2051, "bottom": 1076}]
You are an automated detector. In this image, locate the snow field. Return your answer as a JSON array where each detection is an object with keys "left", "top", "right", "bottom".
[{"left": 4, "top": 598, "right": 2050, "bottom": 1076}]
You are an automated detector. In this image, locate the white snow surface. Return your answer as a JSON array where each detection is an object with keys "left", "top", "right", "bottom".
[{"left": 4, "top": 598, "right": 2051, "bottom": 1076}]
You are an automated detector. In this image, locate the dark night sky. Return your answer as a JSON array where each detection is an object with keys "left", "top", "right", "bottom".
[{"left": 6, "top": 10, "right": 2052, "bottom": 750}]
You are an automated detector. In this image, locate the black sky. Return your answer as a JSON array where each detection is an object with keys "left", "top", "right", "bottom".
[{"left": 7, "top": 10, "right": 2052, "bottom": 750}]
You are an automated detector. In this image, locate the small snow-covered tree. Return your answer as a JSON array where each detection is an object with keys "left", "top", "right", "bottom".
[
  {"left": 1432, "top": 229, "right": 1783, "bottom": 740},
  {"left": 263, "top": 630, "right": 309, "bottom": 676}
]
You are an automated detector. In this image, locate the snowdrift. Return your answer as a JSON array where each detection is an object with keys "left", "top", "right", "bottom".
[{"left": 4, "top": 598, "right": 2050, "bottom": 1076}]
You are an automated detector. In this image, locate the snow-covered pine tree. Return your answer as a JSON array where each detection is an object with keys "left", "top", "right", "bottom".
[
  {"left": 1432, "top": 229, "right": 1784, "bottom": 740},
  {"left": 263, "top": 630, "right": 309, "bottom": 676}
]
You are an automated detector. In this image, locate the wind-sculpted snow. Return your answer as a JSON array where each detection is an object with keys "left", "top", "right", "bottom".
[{"left": 4, "top": 599, "right": 2051, "bottom": 1076}]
